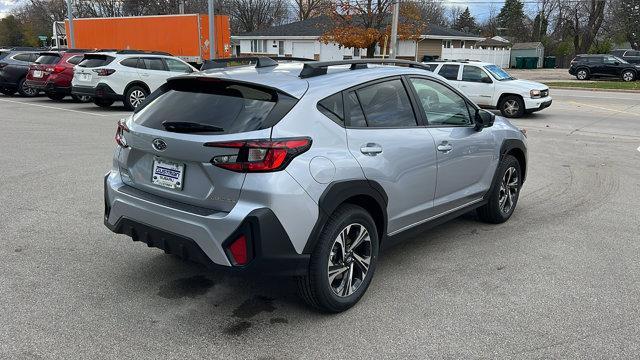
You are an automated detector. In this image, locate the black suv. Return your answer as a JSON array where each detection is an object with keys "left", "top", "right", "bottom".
[
  {"left": 611, "top": 49, "right": 640, "bottom": 65},
  {"left": 0, "top": 47, "right": 46, "bottom": 96},
  {"left": 569, "top": 54, "right": 639, "bottom": 82}
]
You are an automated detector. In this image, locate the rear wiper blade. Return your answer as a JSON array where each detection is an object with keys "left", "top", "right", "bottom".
[{"left": 162, "top": 121, "right": 224, "bottom": 133}]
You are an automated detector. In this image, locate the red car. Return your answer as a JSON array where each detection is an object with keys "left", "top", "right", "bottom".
[{"left": 25, "top": 50, "right": 92, "bottom": 102}]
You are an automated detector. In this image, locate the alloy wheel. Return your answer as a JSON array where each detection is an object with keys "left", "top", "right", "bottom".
[
  {"left": 622, "top": 71, "right": 634, "bottom": 82},
  {"left": 129, "top": 89, "right": 146, "bottom": 108},
  {"left": 327, "top": 223, "right": 372, "bottom": 297},
  {"left": 503, "top": 100, "right": 519, "bottom": 116},
  {"left": 22, "top": 83, "right": 37, "bottom": 96},
  {"left": 498, "top": 166, "right": 519, "bottom": 214},
  {"left": 577, "top": 70, "right": 587, "bottom": 80}
]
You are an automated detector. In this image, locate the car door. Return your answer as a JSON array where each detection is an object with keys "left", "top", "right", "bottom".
[
  {"left": 458, "top": 65, "right": 495, "bottom": 106},
  {"left": 437, "top": 64, "right": 462, "bottom": 89},
  {"left": 119, "top": 57, "right": 143, "bottom": 84},
  {"left": 602, "top": 56, "right": 622, "bottom": 77},
  {"left": 138, "top": 57, "right": 169, "bottom": 92},
  {"left": 407, "top": 76, "right": 497, "bottom": 213},
  {"left": 343, "top": 77, "right": 439, "bottom": 235},
  {"left": 590, "top": 56, "right": 607, "bottom": 76}
]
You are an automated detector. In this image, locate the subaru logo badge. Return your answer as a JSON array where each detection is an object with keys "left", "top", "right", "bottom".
[{"left": 152, "top": 138, "right": 167, "bottom": 152}]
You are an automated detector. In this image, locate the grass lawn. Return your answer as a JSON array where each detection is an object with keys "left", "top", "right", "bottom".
[{"left": 545, "top": 81, "right": 640, "bottom": 91}]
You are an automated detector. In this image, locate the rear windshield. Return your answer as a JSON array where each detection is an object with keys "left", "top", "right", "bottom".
[
  {"left": 0, "top": 51, "right": 8, "bottom": 60},
  {"left": 36, "top": 54, "right": 61, "bottom": 64},
  {"left": 78, "top": 55, "right": 115, "bottom": 68},
  {"left": 134, "top": 79, "right": 297, "bottom": 135}
]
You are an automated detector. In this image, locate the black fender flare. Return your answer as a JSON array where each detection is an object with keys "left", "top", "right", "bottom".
[
  {"left": 302, "top": 180, "right": 388, "bottom": 254},
  {"left": 500, "top": 138, "right": 527, "bottom": 181}
]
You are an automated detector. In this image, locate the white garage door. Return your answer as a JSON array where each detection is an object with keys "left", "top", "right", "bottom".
[{"left": 292, "top": 42, "right": 316, "bottom": 60}]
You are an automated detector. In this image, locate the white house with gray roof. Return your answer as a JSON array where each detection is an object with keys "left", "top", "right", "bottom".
[{"left": 232, "top": 16, "right": 483, "bottom": 61}]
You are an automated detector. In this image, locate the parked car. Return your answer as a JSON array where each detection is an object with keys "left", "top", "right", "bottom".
[
  {"left": 104, "top": 58, "right": 528, "bottom": 312},
  {"left": 71, "top": 50, "right": 197, "bottom": 110},
  {"left": 0, "top": 47, "right": 46, "bottom": 97},
  {"left": 425, "top": 61, "right": 552, "bottom": 118},
  {"left": 569, "top": 54, "right": 639, "bottom": 82},
  {"left": 611, "top": 49, "right": 640, "bottom": 64},
  {"left": 25, "top": 50, "right": 93, "bottom": 102}
]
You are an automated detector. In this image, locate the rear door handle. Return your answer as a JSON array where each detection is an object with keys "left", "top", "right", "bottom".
[
  {"left": 360, "top": 143, "right": 383, "bottom": 156},
  {"left": 437, "top": 142, "right": 453, "bottom": 153}
]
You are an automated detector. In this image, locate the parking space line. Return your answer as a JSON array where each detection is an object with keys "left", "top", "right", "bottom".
[{"left": 0, "top": 98, "right": 111, "bottom": 117}]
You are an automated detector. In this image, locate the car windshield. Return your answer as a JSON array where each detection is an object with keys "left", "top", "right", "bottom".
[
  {"left": 613, "top": 56, "right": 628, "bottom": 64},
  {"left": 484, "top": 65, "right": 514, "bottom": 81}
]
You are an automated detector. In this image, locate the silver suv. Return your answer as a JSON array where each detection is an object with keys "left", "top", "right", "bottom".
[{"left": 104, "top": 58, "right": 527, "bottom": 312}]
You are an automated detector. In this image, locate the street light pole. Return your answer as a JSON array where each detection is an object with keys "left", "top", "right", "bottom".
[
  {"left": 66, "top": 0, "right": 75, "bottom": 48},
  {"left": 208, "top": 0, "right": 216, "bottom": 59},
  {"left": 389, "top": 0, "right": 400, "bottom": 59}
]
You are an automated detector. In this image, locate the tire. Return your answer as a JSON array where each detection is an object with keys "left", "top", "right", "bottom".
[
  {"left": 17, "top": 78, "right": 38, "bottom": 97},
  {"left": 124, "top": 85, "right": 149, "bottom": 111},
  {"left": 477, "top": 155, "right": 522, "bottom": 224},
  {"left": 576, "top": 69, "right": 589, "bottom": 80},
  {"left": 94, "top": 98, "right": 114, "bottom": 108},
  {"left": 0, "top": 87, "right": 15, "bottom": 96},
  {"left": 621, "top": 70, "right": 635, "bottom": 82},
  {"left": 499, "top": 95, "right": 525, "bottom": 118},
  {"left": 297, "top": 204, "right": 379, "bottom": 313},
  {"left": 71, "top": 94, "right": 93, "bottom": 103},
  {"left": 47, "top": 93, "right": 66, "bottom": 101}
]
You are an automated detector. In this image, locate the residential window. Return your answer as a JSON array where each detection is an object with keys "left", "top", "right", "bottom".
[
  {"left": 278, "top": 41, "right": 285, "bottom": 56},
  {"left": 442, "top": 40, "right": 452, "bottom": 49},
  {"left": 250, "top": 40, "right": 269, "bottom": 53},
  {"left": 353, "top": 48, "right": 360, "bottom": 57},
  {"left": 461, "top": 40, "right": 466, "bottom": 48}
]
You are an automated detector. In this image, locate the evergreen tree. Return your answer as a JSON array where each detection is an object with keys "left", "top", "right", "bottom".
[
  {"left": 454, "top": 7, "right": 477, "bottom": 33},
  {"left": 496, "top": 0, "right": 527, "bottom": 41}
]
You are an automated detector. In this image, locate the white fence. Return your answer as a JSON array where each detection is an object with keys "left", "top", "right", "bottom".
[{"left": 441, "top": 47, "right": 511, "bottom": 68}]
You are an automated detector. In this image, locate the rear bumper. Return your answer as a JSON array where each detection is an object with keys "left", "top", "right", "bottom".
[
  {"left": 72, "top": 84, "right": 122, "bottom": 101},
  {"left": 27, "top": 80, "right": 71, "bottom": 94},
  {"left": 104, "top": 173, "right": 310, "bottom": 276}
]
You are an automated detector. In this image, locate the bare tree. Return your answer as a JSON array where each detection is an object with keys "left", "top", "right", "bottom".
[
  {"left": 411, "top": 0, "right": 447, "bottom": 27},
  {"left": 292, "top": 0, "right": 329, "bottom": 21},
  {"left": 221, "top": 0, "right": 290, "bottom": 33}
]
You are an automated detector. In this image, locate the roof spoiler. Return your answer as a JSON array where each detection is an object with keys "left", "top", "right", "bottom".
[{"left": 298, "top": 59, "right": 432, "bottom": 78}]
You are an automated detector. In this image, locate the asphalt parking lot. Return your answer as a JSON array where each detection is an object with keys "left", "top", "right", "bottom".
[{"left": 2, "top": 89, "right": 640, "bottom": 359}]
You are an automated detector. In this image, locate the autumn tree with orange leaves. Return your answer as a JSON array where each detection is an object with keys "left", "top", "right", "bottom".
[{"left": 319, "top": 0, "right": 425, "bottom": 58}]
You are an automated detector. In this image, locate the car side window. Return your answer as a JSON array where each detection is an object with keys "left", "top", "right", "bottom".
[
  {"left": 409, "top": 77, "right": 473, "bottom": 127},
  {"left": 67, "top": 56, "right": 83, "bottom": 65},
  {"left": 438, "top": 64, "right": 460, "bottom": 80},
  {"left": 317, "top": 93, "right": 344, "bottom": 125},
  {"left": 345, "top": 91, "right": 367, "bottom": 127},
  {"left": 165, "top": 58, "right": 192, "bottom": 73},
  {"left": 120, "top": 57, "right": 139, "bottom": 68},
  {"left": 142, "top": 58, "right": 166, "bottom": 71},
  {"left": 13, "top": 53, "right": 32, "bottom": 62},
  {"left": 462, "top": 65, "right": 491, "bottom": 83},
  {"left": 603, "top": 56, "right": 617, "bottom": 64},
  {"left": 355, "top": 79, "right": 417, "bottom": 127}
]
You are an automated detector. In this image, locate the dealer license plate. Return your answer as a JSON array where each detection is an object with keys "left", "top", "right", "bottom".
[{"left": 151, "top": 159, "right": 185, "bottom": 190}]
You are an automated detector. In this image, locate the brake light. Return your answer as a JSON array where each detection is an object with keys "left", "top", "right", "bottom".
[
  {"left": 115, "top": 119, "right": 129, "bottom": 148},
  {"left": 227, "top": 235, "right": 249, "bottom": 265},
  {"left": 205, "top": 137, "right": 312, "bottom": 173},
  {"left": 93, "top": 68, "right": 115, "bottom": 76},
  {"left": 53, "top": 65, "right": 65, "bottom": 73}
]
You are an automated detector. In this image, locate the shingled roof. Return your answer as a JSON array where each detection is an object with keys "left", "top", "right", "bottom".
[{"left": 237, "top": 16, "right": 481, "bottom": 39}]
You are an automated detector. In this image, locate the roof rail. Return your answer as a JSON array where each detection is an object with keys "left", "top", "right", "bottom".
[
  {"left": 115, "top": 50, "right": 173, "bottom": 56},
  {"left": 299, "top": 59, "right": 432, "bottom": 78},
  {"left": 64, "top": 48, "right": 93, "bottom": 53},
  {"left": 200, "top": 56, "right": 316, "bottom": 71},
  {"left": 10, "top": 46, "right": 48, "bottom": 51}
]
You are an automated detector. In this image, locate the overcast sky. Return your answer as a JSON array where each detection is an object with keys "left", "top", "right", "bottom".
[{"left": 0, "top": 0, "right": 535, "bottom": 22}]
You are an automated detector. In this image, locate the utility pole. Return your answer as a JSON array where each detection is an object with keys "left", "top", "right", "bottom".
[
  {"left": 208, "top": 0, "right": 216, "bottom": 59},
  {"left": 389, "top": 0, "right": 400, "bottom": 59},
  {"left": 66, "top": 0, "right": 75, "bottom": 48}
]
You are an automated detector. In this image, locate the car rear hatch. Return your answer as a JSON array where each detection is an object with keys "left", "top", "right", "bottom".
[
  {"left": 118, "top": 77, "right": 298, "bottom": 212},
  {"left": 27, "top": 52, "right": 62, "bottom": 84},
  {"left": 74, "top": 53, "right": 115, "bottom": 88}
]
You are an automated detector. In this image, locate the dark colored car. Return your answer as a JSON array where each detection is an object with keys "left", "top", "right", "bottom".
[
  {"left": 569, "top": 54, "right": 639, "bottom": 82},
  {"left": 611, "top": 49, "right": 640, "bottom": 64},
  {"left": 25, "top": 50, "right": 92, "bottom": 102},
  {"left": 0, "top": 48, "right": 45, "bottom": 96}
]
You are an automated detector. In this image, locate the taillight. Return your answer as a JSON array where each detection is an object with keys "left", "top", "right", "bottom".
[
  {"left": 93, "top": 68, "right": 116, "bottom": 76},
  {"left": 204, "top": 137, "right": 312, "bottom": 173},
  {"left": 227, "top": 235, "right": 249, "bottom": 265},
  {"left": 115, "top": 119, "right": 129, "bottom": 148},
  {"left": 53, "top": 65, "right": 65, "bottom": 73}
]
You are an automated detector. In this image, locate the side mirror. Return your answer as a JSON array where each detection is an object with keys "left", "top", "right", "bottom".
[{"left": 474, "top": 109, "right": 495, "bottom": 131}]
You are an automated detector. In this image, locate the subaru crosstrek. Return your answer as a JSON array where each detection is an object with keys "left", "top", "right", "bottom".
[{"left": 104, "top": 58, "right": 527, "bottom": 312}]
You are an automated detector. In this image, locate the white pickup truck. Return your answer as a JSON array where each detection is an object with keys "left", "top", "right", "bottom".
[{"left": 425, "top": 61, "right": 552, "bottom": 118}]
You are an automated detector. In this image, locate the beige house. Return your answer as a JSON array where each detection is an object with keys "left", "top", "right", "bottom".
[{"left": 232, "top": 16, "right": 484, "bottom": 62}]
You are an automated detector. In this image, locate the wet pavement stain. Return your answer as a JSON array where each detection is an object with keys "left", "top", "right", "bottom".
[
  {"left": 232, "top": 295, "right": 276, "bottom": 319},
  {"left": 14, "top": 246, "right": 25, "bottom": 253},
  {"left": 269, "top": 317, "right": 288, "bottom": 324},
  {"left": 157, "top": 275, "right": 214, "bottom": 299},
  {"left": 223, "top": 321, "right": 252, "bottom": 336}
]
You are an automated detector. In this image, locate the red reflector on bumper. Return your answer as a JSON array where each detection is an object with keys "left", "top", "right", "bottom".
[{"left": 228, "top": 235, "right": 248, "bottom": 265}]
